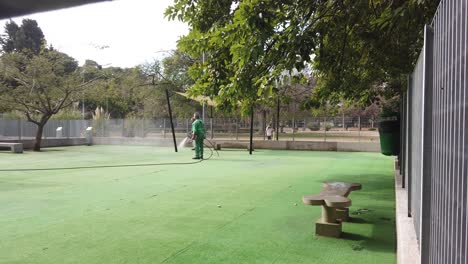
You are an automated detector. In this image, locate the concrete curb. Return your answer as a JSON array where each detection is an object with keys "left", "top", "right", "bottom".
[
  {"left": 92, "top": 138, "right": 381, "bottom": 152},
  {"left": 395, "top": 160, "right": 420, "bottom": 264},
  {"left": 0, "top": 138, "right": 88, "bottom": 149}
]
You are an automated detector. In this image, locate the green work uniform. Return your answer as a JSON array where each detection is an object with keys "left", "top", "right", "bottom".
[{"left": 192, "top": 119, "right": 206, "bottom": 159}]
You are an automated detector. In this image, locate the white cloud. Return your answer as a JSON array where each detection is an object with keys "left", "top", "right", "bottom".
[{"left": 0, "top": 0, "right": 188, "bottom": 68}]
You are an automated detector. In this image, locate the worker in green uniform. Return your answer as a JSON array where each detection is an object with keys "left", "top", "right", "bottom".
[{"left": 191, "top": 112, "right": 205, "bottom": 159}]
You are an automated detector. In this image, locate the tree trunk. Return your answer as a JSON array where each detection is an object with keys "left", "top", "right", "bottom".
[
  {"left": 33, "top": 115, "right": 51, "bottom": 151},
  {"left": 33, "top": 123, "right": 44, "bottom": 151}
]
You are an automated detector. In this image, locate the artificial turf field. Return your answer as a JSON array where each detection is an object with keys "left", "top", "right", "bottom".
[{"left": 0, "top": 146, "right": 396, "bottom": 264}]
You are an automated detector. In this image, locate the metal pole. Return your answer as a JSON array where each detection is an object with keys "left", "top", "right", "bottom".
[
  {"left": 122, "top": 119, "right": 125, "bottom": 137},
  {"left": 249, "top": 106, "right": 254, "bottom": 155},
  {"left": 236, "top": 118, "right": 239, "bottom": 140},
  {"left": 81, "top": 72, "right": 85, "bottom": 119},
  {"left": 358, "top": 116, "right": 361, "bottom": 142},
  {"left": 103, "top": 118, "right": 106, "bottom": 137},
  {"left": 17, "top": 119, "right": 21, "bottom": 140},
  {"left": 324, "top": 115, "right": 327, "bottom": 142},
  {"left": 210, "top": 106, "right": 214, "bottom": 139},
  {"left": 292, "top": 117, "right": 295, "bottom": 142},
  {"left": 342, "top": 102, "right": 345, "bottom": 131},
  {"left": 276, "top": 97, "right": 280, "bottom": 141},
  {"left": 202, "top": 52, "right": 206, "bottom": 122},
  {"left": 419, "top": 25, "right": 433, "bottom": 264},
  {"left": 163, "top": 118, "right": 166, "bottom": 138},
  {"left": 202, "top": 104, "right": 206, "bottom": 122},
  {"left": 165, "top": 88, "right": 178, "bottom": 153},
  {"left": 292, "top": 103, "right": 296, "bottom": 142}
]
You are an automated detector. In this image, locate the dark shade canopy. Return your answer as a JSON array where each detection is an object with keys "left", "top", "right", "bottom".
[{"left": 0, "top": 0, "right": 110, "bottom": 19}]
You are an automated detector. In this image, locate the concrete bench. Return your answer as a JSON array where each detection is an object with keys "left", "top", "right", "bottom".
[
  {"left": 302, "top": 182, "right": 362, "bottom": 237},
  {"left": 0, "top": 142, "right": 23, "bottom": 153}
]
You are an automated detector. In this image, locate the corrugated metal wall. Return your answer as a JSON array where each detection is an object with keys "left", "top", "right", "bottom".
[{"left": 403, "top": 0, "right": 468, "bottom": 263}]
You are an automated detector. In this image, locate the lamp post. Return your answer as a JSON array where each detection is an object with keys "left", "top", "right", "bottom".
[
  {"left": 202, "top": 52, "right": 206, "bottom": 122},
  {"left": 337, "top": 101, "right": 345, "bottom": 131},
  {"left": 249, "top": 105, "right": 254, "bottom": 155},
  {"left": 81, "top": 69, "right": 86, "bottom": 119}
]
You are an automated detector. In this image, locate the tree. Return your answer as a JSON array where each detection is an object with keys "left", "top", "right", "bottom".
[
  {"left": 311, "top": 0, "right": 438, "bottom": 104},
  {"left": 139, "top": 55, "right": 200, "bottom": 118},
  {"left": 161, "top": 51, "right": 203, "bottom": 117},
  {"left": 166, "top": 0, "right": 439, "bottom": 111},
  {"left": 0, "top": 50, "right": 97, "bottom": 151},
  {"left": 0, "top": 19, "right": 45, "bottom": 55}
]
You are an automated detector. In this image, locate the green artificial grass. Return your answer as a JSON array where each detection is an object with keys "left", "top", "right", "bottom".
[{"left": 0, "top": 146, "right": 395, "bottom": 264}]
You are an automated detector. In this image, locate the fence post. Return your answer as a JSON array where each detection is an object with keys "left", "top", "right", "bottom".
[
  {"left": 163, "top": 118, "right": 166, "bottom": 138},
  {"left": 358, "top": 116, "right": 361, "bottom": 142},
  {"left": 324, "top": 116, "right": 327, "bottom": 142},
  {"left": 186, "top": 118, "right": 189, "bottom": 134},
  {"left": 210, "top": 118, "right": 214, "bottom": 139},
  {"left": 292, "top": 117, "right": 295, "bottom": 142},
  {"left": 249, "top": 106, "right": 254, "bottom": 155},
  {"left": 342, "top": 108, "right": 345, "bottom": 131},
  {"left": 43, "top": 122, "right": 47, "bottom": 139},
  {"left": 67, "top": 120, "right": 70, "bottom": 138},
  {"left": 276, "top": 97, "right": 280, "bottom": 141},
  {"left": 17, "top": 119, "right": 22, "bottom": 140},
  {"left": 419, "top": 25, "right": 433, "bottom": 264},
  {"left": 235, "top": 118, "right": 239, "bottom": 140},
  {"left": 121, "top": 119, "right": 125, "bottom": 137},
  {"left": 407, "top": 74, "right": 413, "bottom": 218}
]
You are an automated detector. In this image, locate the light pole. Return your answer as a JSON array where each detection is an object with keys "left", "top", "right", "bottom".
[
  {"left": 337, "top": 101, "right": 345, "bottom": 131},
  {"left": 81, "top": 69, "right": 85, "bottom": 119},
  {"left": 202, "top": 52, "right": 206, "bottom": 122}
]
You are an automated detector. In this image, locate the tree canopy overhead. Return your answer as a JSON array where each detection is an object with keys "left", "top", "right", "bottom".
[{"left": 166, "top": 0, "right": 439, "bottom": 111}]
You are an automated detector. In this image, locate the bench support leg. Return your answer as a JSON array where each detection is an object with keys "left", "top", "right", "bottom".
[
  {"left": 12, "top": 145, "right": 23, "bottom": 153},
  {"left": 321, "top": 205, "right": 336, "bottom": 223},
  {"left": 335, "top": 208, "right": 349, "bottom": 222},
  {"left": 315, "top": 220, "right": 342, "bottom": 238},
  {"left": 315, "top": 205, "right": 342, "bottom": 238}
]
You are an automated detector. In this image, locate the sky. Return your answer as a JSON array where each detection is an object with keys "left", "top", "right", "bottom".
[{"left": 0, "top": 0, "right": 188, "bottom": 68}]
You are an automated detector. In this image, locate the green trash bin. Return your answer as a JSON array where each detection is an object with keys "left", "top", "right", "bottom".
[{"left": 379, "top": 120, "right": 400, "bottom": 156}]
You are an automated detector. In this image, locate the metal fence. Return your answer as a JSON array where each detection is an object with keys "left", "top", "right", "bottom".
[
  {"left": 0, "top": 119, "right": 89, "bottom": 139},
  {"left": 0, "top": 115, "right": 380, "bottom": 143},
  {"left": 402, "top": 0, "right": 468, "bottom": 263}
]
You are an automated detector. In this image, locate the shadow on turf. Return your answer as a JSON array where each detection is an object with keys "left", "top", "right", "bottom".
[
  {"left": 219, "top": 148, "right": 249, "bottom": 151},
  {"left": 37, "top": 149, "right": 68, "bottom": 152},
  {"left": 341, "top": 232, "right": 367, "bottom": 241},
  {"left": 320, "top": 173, "right": 396, "bottom": 254},
  {"left": 0, "top": 180, "right": 58, "bottom": 191},
  {"left": 348, "top": 217, "right": 367, "bottom": 224},
  {"left": 0, "top": 149, "right": 67, "bottom": 154}
]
